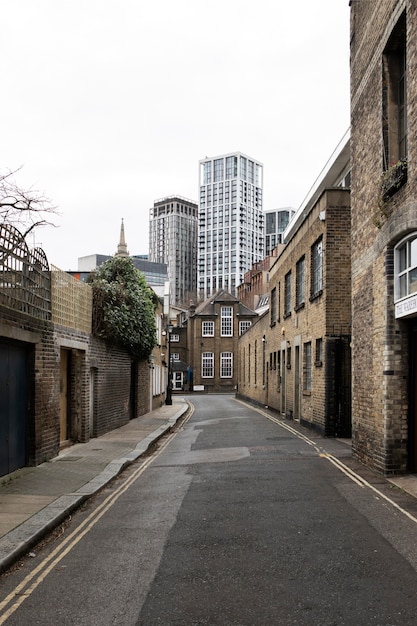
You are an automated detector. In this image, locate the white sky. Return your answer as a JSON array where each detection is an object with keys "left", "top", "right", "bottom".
[{"left": 3, "top": 1, "right": 350, "bottom": 271}]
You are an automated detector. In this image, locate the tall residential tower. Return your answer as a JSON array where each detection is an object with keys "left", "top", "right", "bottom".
[
  {"left": 149, "top": 196, "right": 198, "bottom": 306},
  {"left": 264, "top": 207, "right": 296, "bottom": 256},
  {"left": 198, "top": 152, "right": 264, "bottom": 299}
]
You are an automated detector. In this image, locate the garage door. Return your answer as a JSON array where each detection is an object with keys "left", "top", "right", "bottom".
[{"left": 0, "top": 341, "right": 30, "bottom": 477}]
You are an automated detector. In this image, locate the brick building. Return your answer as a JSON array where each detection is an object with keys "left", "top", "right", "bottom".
[
  {"left": 173, "top": 290, "right": 258, "bottom": 393},
  {"left": 350, "top": 0, "right": 417, "bottom": 474},
  {"left": 0, "top": 224, "right": 161, "bottom": 478},
  {"left": 237, "top": 135, "right": 352, "bottom": 437},
  {"left": 236, "top": 247, "right": 281, "bottom": 311}
]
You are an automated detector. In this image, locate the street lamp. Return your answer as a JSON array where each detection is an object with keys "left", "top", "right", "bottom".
[{"left": 165, "top": 323, "right": 173, "bottom": 405}]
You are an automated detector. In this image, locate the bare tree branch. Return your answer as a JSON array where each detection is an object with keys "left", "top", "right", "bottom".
[{"left": 0, "top": 167, "right": 58, "bottom": 238}]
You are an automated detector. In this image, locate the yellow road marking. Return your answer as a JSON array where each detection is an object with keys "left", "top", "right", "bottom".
[{"left": 0, "top": 404, "right": 194, "bottom": 624}]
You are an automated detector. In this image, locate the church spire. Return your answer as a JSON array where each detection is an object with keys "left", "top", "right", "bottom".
[{"left": 116, "top": 218, "right": 129, "bottom": 257}]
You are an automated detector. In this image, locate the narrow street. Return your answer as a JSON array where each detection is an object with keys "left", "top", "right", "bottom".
[{"left": 2, "top": 395, "right": 417, "bottom": 625}]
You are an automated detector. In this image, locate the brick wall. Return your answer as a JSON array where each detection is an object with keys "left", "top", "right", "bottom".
[
  {"left": 238, "top": 189, "right": 351, "bottom": 437},
  {"left": 350, "top": 0, "right": 416, "bottom": 474}
]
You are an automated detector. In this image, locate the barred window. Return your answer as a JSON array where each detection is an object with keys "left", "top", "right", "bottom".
[
  {"left": 220, "top": 352, "right": 233, "bottom": 378},
  {"left": 311, "top": 238, "right": 323, "bottom": 297},
  {"left": 284, "top": 272, "right": 292, "bottom": 316},
  {"left": 221, "top": 306, "right": 233, "bottom": 336},
  {"left": 202, "top": 352, "right": 214, "bottom": 378},
  {"left": 296, "top": 256, "right": 305, "bottom": 308},
  {"left": 270, "top": 286, "right": 277, "bottom": 326}
]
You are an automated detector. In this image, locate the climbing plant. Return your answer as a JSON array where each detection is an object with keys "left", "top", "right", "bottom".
[{"left": 88, "top": 256, "right": 157, "bottom": 360}]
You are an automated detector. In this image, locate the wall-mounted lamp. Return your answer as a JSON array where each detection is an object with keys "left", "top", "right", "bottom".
[
  {"left": 281, "top": 327, "right": 285, "bottom": 335},
  {"left": 262, "top": 335, "right": 266, "bottom": 343}
]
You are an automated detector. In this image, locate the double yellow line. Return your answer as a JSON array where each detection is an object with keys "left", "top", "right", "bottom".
[
  {"left": 236, "top": 398, "right": 417, "bottom": 526},
  {"left": 0, "top": 404, "right": 194, "bottom": 624}
]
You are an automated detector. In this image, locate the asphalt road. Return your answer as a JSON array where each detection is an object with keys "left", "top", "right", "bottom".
[{"left": 2, "top": 395, "right": 417, "bottom": 625}]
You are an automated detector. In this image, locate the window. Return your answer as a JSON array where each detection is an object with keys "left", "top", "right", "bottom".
[
  {"left": 304, "top": 342, "right": 312, "bottom": 391},
  {"left": 202, "top": 321, "right": 214, "bottom": 336},
  {"left": 315, "top": 338, "right": 323, "bottom": 366},
  {"left": 270, "top": 286, "right": 277, "bottom": 326},
  {"left": 220, "top": 352, "right": 233, "bottom": 378},
  {"left": 395, "top": 235, "right": 417, "bottom": 300},
  {"left": 221, "top": 306, "right": 233, "bottom": 336},
  {"left": 170, "top": 334, "right": 180, "bottom": 343},
  {"left": 239, "top": 320, "right": 252, "bottom": 335},
  {"left": 202, "top": 352, "right": 214, "bottom": 377},
  {"left": 296, "top": 256, "right": 305, "bottom": 309},
  {"left": 226, "top": 156, "right": 237, "bottom": 179},
  {"left": 382, "top": 12, "right": 407, "bottom": 170},
  {"left": 214, "top": 158, "right": 224, "bottom": 182},
  {"left": 284, "top": 271, "right": 292, "bottom": 317},
  {"left": 172, "top": 353, "right": 180, "bottom": 361},
  {"left": 311, "top": 238, "right": 323, "bottom": 298}
]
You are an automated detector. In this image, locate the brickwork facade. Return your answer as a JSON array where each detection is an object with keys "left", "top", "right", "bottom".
[
  {"left": 350, "top": 0, "right": 417, "bottom": 474},
  {"left": 237, "top": 187, "right": 351, "bottom": 437},
  {"left": 178, "top": 290, "right": 258, "bottom": 393},
  {"left": 1, "top": 250, "right": 155, "bottom": 477}
]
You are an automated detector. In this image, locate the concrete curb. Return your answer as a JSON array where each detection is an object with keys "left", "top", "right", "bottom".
[{"left": 0, "top": 402, "right": 189, "bottom": 574}]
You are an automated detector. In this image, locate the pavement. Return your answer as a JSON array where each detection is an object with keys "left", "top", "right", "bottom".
[
  {"left": 0, "top": 396, "right": 189, "bottom": 574},
  {"left": 2, "top": 394, "right": 417, "bottom": 576}
]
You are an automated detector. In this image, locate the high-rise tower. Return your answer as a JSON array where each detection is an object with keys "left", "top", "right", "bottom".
[
  {"left": 149, "top": 195, "right": 198, "bottom": 306},
  {"left": 198, "top": 152, "right": 264, "bottom": 300},
  {"left": 264, "top": 207, "right": 296, "bottom": 256}
]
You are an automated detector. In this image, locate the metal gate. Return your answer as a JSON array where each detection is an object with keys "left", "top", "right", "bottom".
[{"left": 0, "top": 341, "right": 30, "bottom": 477}]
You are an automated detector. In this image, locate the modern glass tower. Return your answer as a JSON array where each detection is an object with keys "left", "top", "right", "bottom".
[
  {"left": 198, "top": 152, "right": 264, "bottom": 300},
  {"left": 264, "top": 207, "right": 296, "bottom": 256},
  {"left": 149, "top": 196, "right": 198, "bottom": 306}
]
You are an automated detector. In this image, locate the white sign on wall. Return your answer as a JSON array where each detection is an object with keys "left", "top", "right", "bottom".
[{"left": 395, "top": 294, "right": 417, "bottom": 318}]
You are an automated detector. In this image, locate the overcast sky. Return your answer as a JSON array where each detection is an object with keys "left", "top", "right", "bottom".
[{"left": 3, "top": 1, "right": 350, "bottom": 271}]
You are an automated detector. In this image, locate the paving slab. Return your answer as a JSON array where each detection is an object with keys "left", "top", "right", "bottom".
[{"left": 0, "top": 397, "right": 188, "bottom": 573}]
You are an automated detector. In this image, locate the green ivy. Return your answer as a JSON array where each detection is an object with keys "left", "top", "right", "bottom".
[{"left": 88, "top": 256, "right": 157, "bottom": 360}]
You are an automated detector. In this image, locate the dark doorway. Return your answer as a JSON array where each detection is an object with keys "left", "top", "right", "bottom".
[
  {"left": 130, "top": 361, "right": 138, "bottom": 420},
  {"left": 408, "top": 324, "right": 417, "bottom": 472},
  {"left": 325, "top": 336, "right": 352, "bottom": 437}
]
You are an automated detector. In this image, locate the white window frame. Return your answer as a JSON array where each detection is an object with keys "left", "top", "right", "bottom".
[
  {"left": 170, "top": 334, "right": 180, "bottom": 343},
  {"left": 394, "top": 234, "right": 417, "bottom": 301},
  {"left": 202, "top": 352, "right": 214, "bottom": 378},
  {"left": 202, "top": 320, "right": 215, "bottom": 337},
  {"left": 221, "top": 306, "right": 233, "bottom": 336},
  {"left": 220, "top": 352, "right": 233, "bottom": 378},
  {"left": 239, "top": 320, "right": 252, "bottom": 335}
]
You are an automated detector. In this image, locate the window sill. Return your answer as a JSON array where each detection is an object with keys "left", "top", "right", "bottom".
[
  {"left": 310, "top": 289, "right": 323, "bottom": 302},
  {"left": 381, "top": 158, "right": 408, "bottom": 201}
]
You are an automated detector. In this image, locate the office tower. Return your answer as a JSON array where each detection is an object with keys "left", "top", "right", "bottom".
[
  {"left": 264, "top": 207, "right": 296, "bottom": 256},
  {"left": 149, "top": 196, "right": 198, "bottom": 306},
  {"left": 198, "top": 152, "right": 264, "bottom": 300}
]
